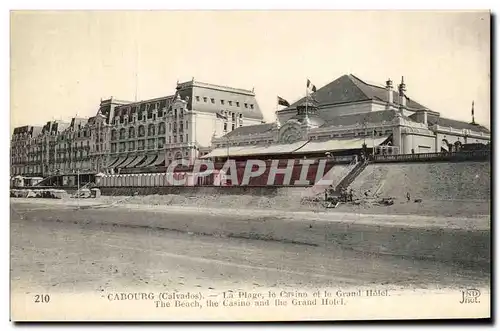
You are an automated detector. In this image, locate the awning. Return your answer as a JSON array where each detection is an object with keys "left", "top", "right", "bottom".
[
  {"left": 137, "top": 154, "right": 157, "bottom": 168},
  {"left": 201, "top": 140, "right": 308, "bottom": 158},
  {"left": 112, "top": 156, "right": 128, "bottom": 168},
  {"left": 119, "top": 156, "right": 137, "bottom": 168},
  {"left": 106, "top": 157, "right": 120, "bottom": 168},
  {"left": 150, "top": 154, "right": 166, "bottom": 167},
  {"left": 125, "top": 155, "right": 146, "bottom": 168},
  {"left": 293, "top": 136, "right": 390, "bottom": 154}
]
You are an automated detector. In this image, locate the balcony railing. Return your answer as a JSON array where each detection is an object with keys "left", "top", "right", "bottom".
[{"left": 372, "top": 150, "right": 490, "bottom": 163}]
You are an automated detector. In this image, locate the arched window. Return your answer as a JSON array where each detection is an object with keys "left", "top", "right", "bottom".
[
  {"left": 148, "top": 123, "right": 156, "bottom": 136},
  {"left": 119, "top": 128, "right": 126, "bottom": 140},
  {"left": 158, "top": 122, "right": 166, "bottom": 134},
  {"left": 138, "top": 125, "right": 145, "bottom": 137},
  {"left": 129, "top": 127, "right": 135, "bottom": 138},
  {"left": 111, "top": 129, "right": 117, "bottom": 140}
]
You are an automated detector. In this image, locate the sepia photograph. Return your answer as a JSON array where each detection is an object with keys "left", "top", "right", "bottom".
[{"left": 9, "top": 9, "right": 491, "bottom": 321}]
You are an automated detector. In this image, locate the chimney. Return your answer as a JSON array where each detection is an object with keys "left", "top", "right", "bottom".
[
  {"left": 385, "top": 78, "right": 393, "bottom": 108},
  {"left": 398, "top": 76, "right": 407, "bottom": 109},
  {"left": 423, "top": 109, "right": 428, "bottom": 126}
]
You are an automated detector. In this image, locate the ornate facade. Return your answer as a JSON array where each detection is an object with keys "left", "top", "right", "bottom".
[
  {"left": 205, "top": 74, "right": 490, "bottom": 160},
  {"left": 10, "top": 79, "right": 264, "bottom": 177}
]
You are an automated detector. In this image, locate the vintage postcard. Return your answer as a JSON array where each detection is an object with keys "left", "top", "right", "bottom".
[{"left": 9, "top": 10, "right": 491, "bottom": 321}]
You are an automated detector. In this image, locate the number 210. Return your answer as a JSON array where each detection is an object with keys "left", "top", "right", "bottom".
[{"left": 34, "top": 294, "right": 50, "bottom": 303}]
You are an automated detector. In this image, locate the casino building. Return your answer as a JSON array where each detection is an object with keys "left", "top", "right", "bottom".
[{"left": 204, "top": 74, "right": 490, "bottom": 161}]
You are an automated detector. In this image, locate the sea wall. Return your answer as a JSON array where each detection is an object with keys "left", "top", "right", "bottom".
[{"left": 349, "top": 161, "right": 490, "bottom": 201}]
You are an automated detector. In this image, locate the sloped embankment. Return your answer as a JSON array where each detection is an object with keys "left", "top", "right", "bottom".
[{"left": 349, "top": 161, "right": 490, "bottom": 201}]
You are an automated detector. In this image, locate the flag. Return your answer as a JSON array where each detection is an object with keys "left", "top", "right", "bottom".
[
  {"left": 216, "top": 112, "right": 228, "bottom": 120},
  {"left": 307, "top": 79, "right": 317, "bottom": 93},
  {"left": 277, "top": 96, "right": 290, "bottom": 107}
]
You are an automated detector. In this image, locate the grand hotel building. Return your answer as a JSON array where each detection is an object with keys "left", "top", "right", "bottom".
[
  {"left": 11, "top": 79, "right": 264, "bottom": 177},
  {"left": 11, "top": 74, "right": 490, "bottom": 178}
]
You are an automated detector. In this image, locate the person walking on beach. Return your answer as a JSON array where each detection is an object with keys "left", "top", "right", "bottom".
[{"left": 406, "top": 192, "right": 411, "bottom": 202}]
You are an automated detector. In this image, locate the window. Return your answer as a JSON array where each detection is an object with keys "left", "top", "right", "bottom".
[
  {"left": 169, "top": 123, "right": 171, "bottom": 131},
  {"left": 129, "top": 141, "right": 135, "bottom": 151},
  {"left": 185, "top": 121, "right": 188, "bottom": 129},
  {"left": 211, "top": 98, "right": 215, "bottom": 103},
  {"left": 138, "top": 125, "right": 145, "bottom": 137},
  {"left": 223, "top": 123, "right": 227, "bottom": 131},
  {"left": 148, "top": 124, "right": 155, "bottom": 136},
  {"left": 169, "top": 136, "right": 171, "bottom": 144},
  {"left": 196, "top": 96, "right": 200, "bottom": 102},
  {"left": 119, "top": 128, "right": 126, "bottom": 139},
  {"left": 158, "top": 138, "right": 165, "bottom": 149},
  {"left": 129, "top": 127, "right": 135, "bottom": 138},
  {"left": 174, "top": 109, "right": 177, "bottom": 117},
  {"left": 236, "top": 102, "right": 240, "bottom": 107},
  {"left": 232, "top": 113, "right": 235, "bottom": 121},
  {"left": 180, "top": 123, "right": 184, "bottom": 132},
  {"left": 186, "top": 134, "right": 188, "bottom": 141},
  {"left": 250, "top": 104, "right": 254, "bottom": 109},
  {"left": 180, "top": 135, "right": 183, "bottom": 143},
  {"left": 244, "top": 103, "right": 248, "bottom": 108},
  {"left": 232, "top": 124, "right": 235, "bottom": 131},
  {"left": 156, "top": 102, "right": 160, "bottom": 109},
  {"left": 228, "top": 101, "right": 233, "bottom": 106},
  {"left": 239, "top": 113, "right": 243, "bottom": 119},
  {"left": 158, "top": 122, "right": 166, "bottom": 134},
  {"left": 221, "top": 100, "right": 225, "bottom": 105},
  {"left": 174, "top": 136, "right": 177, "bottom": 143},
  {"left": 203, "top": 97, "right": 208, "bottom": 102}
]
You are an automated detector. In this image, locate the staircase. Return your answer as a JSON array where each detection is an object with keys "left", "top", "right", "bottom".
[
  {"left": 334, "top": 159, "right": 369, "bottom": 193},
  {"left": 34, "top": 175, "right": 58, "bottom": 187}
]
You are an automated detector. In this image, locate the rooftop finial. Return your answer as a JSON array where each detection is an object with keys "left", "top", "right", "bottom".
[
  {"left": 398, "top": 76, "right": 406, "bottom": 92},
  {"left": 471, "top": 100, "right": 476, "bottom": 124}
]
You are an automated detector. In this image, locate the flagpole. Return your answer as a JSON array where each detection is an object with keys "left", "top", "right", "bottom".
[{"left": 306, "top": 80, "right": 308, "bottom": 116}]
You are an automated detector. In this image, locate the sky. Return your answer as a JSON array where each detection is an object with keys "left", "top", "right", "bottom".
[{"left": 10, "top": 10, "right": 490, "bottom": 130}]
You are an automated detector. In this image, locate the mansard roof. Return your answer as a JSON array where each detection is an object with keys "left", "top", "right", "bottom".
[
  {"left": 223, "top": 123, "right": 274, "bottom": 138},
  {"left": 422, "top": 114, "right": 490, "bottom": 133},
  {"left": 321, "top": 110, "right": 397, "bottom": 128},
  {"left": 281, "top": 74, "right": 427, "bottom": 112}
]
